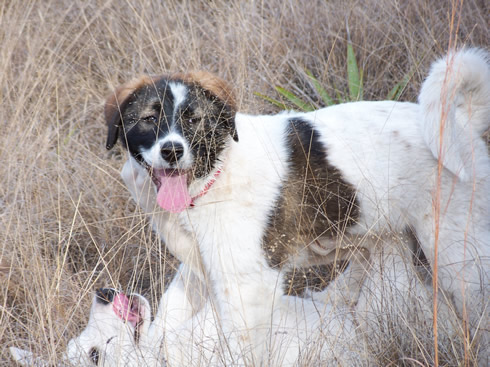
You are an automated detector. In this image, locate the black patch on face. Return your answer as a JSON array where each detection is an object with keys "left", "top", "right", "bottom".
[
  {"left": 118, "top": 79, "right": 175, "bottom": 164},
  {"left": 95, "top": 288, "right": 116, "bottom": 305},
  {"left": 263, "top": 118, "right": 360, "bottom": 268},
  {"left": 89, "top": 347, "right": 100, "bottom": 365}
]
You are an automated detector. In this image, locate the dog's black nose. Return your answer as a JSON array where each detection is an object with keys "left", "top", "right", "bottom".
[
  {"left": 160, "top": 141, "right": 184, "bottom": 164},
  {"left": 96, "top": 288, "right": 116, "bottom": 305}
]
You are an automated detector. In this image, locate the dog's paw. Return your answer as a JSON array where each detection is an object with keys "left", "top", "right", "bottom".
[{"left": 121, "top": 158, "right": 157, "bottom": 212}]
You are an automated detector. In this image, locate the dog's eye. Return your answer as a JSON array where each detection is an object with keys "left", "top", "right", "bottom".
[
  {"left": 189, "top": 117, "right": 199, "bottom": 124},
  {"left": 89, "top": 347, "right": 100, "bottom": 365},
  {"left": 143, "top": 116, "right": 157, "bottom": 124}
]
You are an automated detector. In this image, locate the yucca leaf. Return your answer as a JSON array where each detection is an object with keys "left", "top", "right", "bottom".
[
  {"left": 358, "top": 67, "right": 364, "bottom": 101},
  {"left": 393, "top": 70, "right": 413, "bottom": 100},
  {"left": 331, "top": 82, "right": 344, "bottom": 104},
  {"left": 386, "top": 84, "right": 400, "bottom": 101},
  {"left": 254, "top": 92, "right": 287, "bottom": 110},
  {"left": 347, "top": 41, "right": 361, "bottom": 101},
  {"left": 386, "top": 67, "right": 415, "bottom": 100},
  {"left": 275, "top": 86, "right": 315, "bottom": 111},
  {"left": 305, "top": 69, "right": 335, "bottom": 106}
]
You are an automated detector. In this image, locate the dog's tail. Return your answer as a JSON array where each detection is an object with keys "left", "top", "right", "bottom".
[{"left": 418, "top": 48, "right": 490, "bottom": 181}]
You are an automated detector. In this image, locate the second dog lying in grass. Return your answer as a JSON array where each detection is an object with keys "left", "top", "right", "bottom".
[
  {"left": 11, "top": 262, "right": 367, "bottom": 365},
  {"left": 10, "top": 232, "right": 461, "bottom": 366}
]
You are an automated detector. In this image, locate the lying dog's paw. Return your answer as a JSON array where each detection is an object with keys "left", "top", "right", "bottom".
[
  {"left": 121, "top": 158, "right": 157, "bottom": 212},
  {"left": 10, "top": 347, "right": 44, "bottom": 366}
]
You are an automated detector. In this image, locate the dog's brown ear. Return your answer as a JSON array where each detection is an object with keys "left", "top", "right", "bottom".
[
  {"left": 104, "top": 76, "right": 154, "bottom": 150},
  {"left": 174, "top": 71, "right": 239, "bottom": 142}
]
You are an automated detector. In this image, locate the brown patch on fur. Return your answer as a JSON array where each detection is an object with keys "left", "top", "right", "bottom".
[
  {"left": 284, "top": 262, "right": 349, "bottom": 296},
  {"left": 104, "top": 76, "right": 157, "bottom": 124},
  {"left": 173, "top": 71, "right": 237, "bottom": 112},
  {"left": 263, "top": 118, "right": 360, "bottom": 268}
]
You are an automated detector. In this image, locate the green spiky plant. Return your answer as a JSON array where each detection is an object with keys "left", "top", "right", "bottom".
[{"left": 256, "top": 39, "right": 416, "bottom": 111}]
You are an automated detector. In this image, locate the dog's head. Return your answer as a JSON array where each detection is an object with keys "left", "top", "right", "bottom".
[
  {"left": 64, "top": 288, "right": 153, "bottom": 366},
  {"left": 10, "top": 289, "right": 153, "bottom": 366},
  {"left": 105, "top": 72, "right": 238, "bottom": 212}
]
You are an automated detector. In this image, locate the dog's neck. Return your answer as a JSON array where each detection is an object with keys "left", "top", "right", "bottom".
[
  {"left": 187, "top": 138, "right": 234, "bottom": 205},
  {"left": 190, "top": 167, "right": 222, "bottom": 207}
]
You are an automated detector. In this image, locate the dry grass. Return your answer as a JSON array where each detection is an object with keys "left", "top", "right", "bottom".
[{"left": 0, "top": 0, "right": 488, "bottom": 365}]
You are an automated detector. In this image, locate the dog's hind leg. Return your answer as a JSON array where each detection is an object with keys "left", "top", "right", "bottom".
[
  {"left": 412, "top": 203, "right": 490, "bottom": 364},
  {"left": 355, "top": 234, "right": 460, "bottom": 358}
]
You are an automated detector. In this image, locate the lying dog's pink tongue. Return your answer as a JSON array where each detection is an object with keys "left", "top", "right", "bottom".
[
  {"left": 113, "top": 294, "right": 140, "bottom": 328},
  {"left": 156, "top": 173, "right": 192, "bottom": 213}
]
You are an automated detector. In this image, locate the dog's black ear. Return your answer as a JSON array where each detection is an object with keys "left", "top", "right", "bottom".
[
  {"left": 104, "top": 76, "right": 155, "bottom": 150},
  {"left": 95, "top": 288, "right": 117, "bottom": 305},
  {"left": 105, "top": 98, "right": 121, "bottom": 150}
]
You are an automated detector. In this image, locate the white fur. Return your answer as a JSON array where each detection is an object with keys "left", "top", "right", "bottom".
[
  {"left": 10, "top": 264, "right": 366, "bottom": 366},
  {"left": 169, "top": 82, "right": 188, "bottom": 114},
  {"left": 11, "top": 238, "right": 462, "bottom": 366},
  {"left": 307, "top": 98, "right": 489, "bottom": 310}
]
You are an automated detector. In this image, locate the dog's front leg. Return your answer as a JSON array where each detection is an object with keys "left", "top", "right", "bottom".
[
  {"left": 121, "top": 158, "right": 209, "bottom": 349},
  {"left": 121, "top": 157, "right": 204, "bottom": 277},
  {"left": 186, "top": 208, "right": 284, "bottom": 364},
  {"left": 120, "top": 156, "right": 157, "bottom": 213},
  {"left": 149, "top": 263, "right": 207, "bottom": 340}
]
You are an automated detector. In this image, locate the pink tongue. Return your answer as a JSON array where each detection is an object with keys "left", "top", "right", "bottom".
[
  {"left": 156, "top": 173, "right": 192, "bottom": 213},
  {"left": 112, "top": 294, "right": 139, "bottom": 328}
]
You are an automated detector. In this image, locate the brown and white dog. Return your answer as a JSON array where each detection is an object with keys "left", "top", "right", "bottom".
[
  {"left": 116, "top": 47, "right": 488, "bottom": 320},
  {"left": 10, "top": 49, "right": 489, "bottom": 366},
  {"left": 111, "top": 49, "right": 489, "bottom": 362}
]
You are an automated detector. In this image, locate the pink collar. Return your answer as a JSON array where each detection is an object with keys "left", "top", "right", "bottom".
[{"left": 190, "top": 168, "right": 222, "bottom": 207}]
